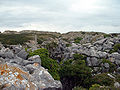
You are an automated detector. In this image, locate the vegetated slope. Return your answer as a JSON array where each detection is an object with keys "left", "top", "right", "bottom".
[{"left": 0, "top": 30, "right": 120, "bottom": 90}]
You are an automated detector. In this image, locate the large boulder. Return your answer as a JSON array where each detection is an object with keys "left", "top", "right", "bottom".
[
  {"left": 28, "top": 55, "right": 41, "bottom": 65},
  {"left": 93, "top": 38, "right": 107, "bottom": 45},
  {"left": 0, "top": 63, "right": 37, "bottom": 90},
  {"left": 0, "top": 47, "right": 14, "bottom": 59},
  {"left": 17, "top": 49, "right": 28, "bottom": 60},
  {"left": 0, "top": 62, "right": 62, "bottom": 90},
  {"left": 86, "top": 57, "right": 100, "bottom": 66},
  {"left": 30, "top": 65, "right": 62, "bottom": 89},
  {"left": 12, "top": 45, "right": 22, "bottom": 54}
]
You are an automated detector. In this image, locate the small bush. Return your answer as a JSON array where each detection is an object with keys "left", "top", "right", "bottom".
[
  {"left": 109, "top": 43, "right": 120, "bottom": 54},
  {"left": 28, "top": 48, "right": 60, "bottom": 80},
  {"left": 102, "top": 59, "right": 116, "bottom": 73},
  {"left": 74, "top": 37, "right": 83, "bottom": 43},
  {"left": 59, "top": 59, "right": 92, "bottom": 89},
  {"left": 89, "top": 84, "right": 101, "bottom": 90},
  {"left": 0, "top": 34, "right": 30, "bottom": 45},
  {"left": 46, "top": 41, "right": 58, "bottom": 50},
  {"left": 113, "top": 43, "right": 120, "bottom": 52},
  {"left": 116, "top": 74, "right": 120, "bottom": 83},
  {"left": 91, "top": 73, "right": 114, "bottom": 86},
  {"left": 73, "top": 86, "right": 86, "bottom": 90},
  {"left": 37, "top": 38, "right": 44, "bottom": 44},
  {"left": 73, "top": 54, "right": 87, "bottom": 60},
  {"left": 104, "top": 34, "right": 111, "bottom": 38},
  {"left": 102, "top": 59, "right": 112, "bottom": 64},
  {"left": 66, "top": 44, "right": 71, "bottom": 47}
]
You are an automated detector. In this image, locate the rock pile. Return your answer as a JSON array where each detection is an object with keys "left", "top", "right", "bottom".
[
  {"left": 0, "top": 45, "right": 62, "bottom": 90},
  {"left": 48, "top": 35, "right": 120, "bottom": 74}
]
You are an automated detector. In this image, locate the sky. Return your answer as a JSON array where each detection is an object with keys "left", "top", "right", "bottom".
[{"left": 0, "top": 0, "right": 120, "bottom": 33}]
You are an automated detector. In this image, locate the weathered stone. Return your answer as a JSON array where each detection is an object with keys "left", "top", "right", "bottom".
[
  {"left": 0, "top": 49, "right": 14, "bottom": 59},
  {"left": 97, "top": 51, "right": 108, "bottom": 58},
  {"left": 114, "top": 82, "right": 120, "bottom": 88},
  {"left": 111, "top": 52, "right": 120, "bottom": 60},
  {"left": 0, "top": 63, "right": 37, "bottom": 90},
  {"left": 104, "top": 63, "right": 109, "bottom": 69},
  {"left": 91, "top": 57, "right": 99, "bottom": 66},
  {"left": 93, "top": 38, "right": 107, "bottom": 45},
  {"left": 17, "top": 49, "right": 28, "bottom": 60},
  {"left": 86, "top": 57, "right": 92, "bottom": 66},
  {"left": 30, "top": 66, "right": 62, "bottom": 89},
  {"left": 11, "top": 45, "right": 22, "bottom": 54},
  {"left": 28, "top": 55, "right": 41, "bottom": 65},
  {"left": 4, "top": 51, "right": 14, "bottom": 59}
]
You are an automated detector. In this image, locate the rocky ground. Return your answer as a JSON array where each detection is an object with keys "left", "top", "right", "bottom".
[
  {"left": 0, "top": 30, "right": 120, "bottom": 90},
  {"left": 0, "top": 45, "right": 62, "bottom": 90}
]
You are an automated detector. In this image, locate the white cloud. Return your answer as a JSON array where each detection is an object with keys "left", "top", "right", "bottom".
[
  {"left": 1, "top": 23, "right": 120, "bottom": 34},
  {"left": 69, "top": 0, "right": 102, "bottom": 13},
  {"left": 0, "top": 0, "right": 120, "bottom": 33}
]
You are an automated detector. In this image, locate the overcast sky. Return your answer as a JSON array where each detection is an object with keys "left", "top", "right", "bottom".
[{"left": 0, "top": 0, "right": 120, "bottom": 33}]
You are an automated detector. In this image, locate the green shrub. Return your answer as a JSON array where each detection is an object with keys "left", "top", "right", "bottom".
[
  {"left": 59, "top": 59, "right": 92, "bottom": 89},
  {"left": 91, "top": 73, "right": 114, "bottom": 86},
  {"left": 73, "top": 86, "right": 86, "bottom": 90},
  {"left": 89, "top": 84, "right": 101, "bottom": 90},
  {"left": 37, "top": 38, "right": 44, "bottom": 44},
  {"left": 102, "top": 59, "right": 112, "bottom": 64},
  {"left": 73, "top": 54, "right": 87, "bottom": 60},
  {"left": 46, "top": 41, "right": 58, "bottom": 50},
  {"left": 116, "top": 75, "right": 120, "bottom": 83},
  {"left": 113, "top": 43, "right": 120, "bottom": 52},
  {"left": 74, "top": 37, "right": 83, "bottom": 43},
  {"left": 102, "top": 59, "right": 116, "bottom": 73},
  {"left": 89, "top": 84, "right": 113, "bottom": 90},
  {"left": 81, "top": 32, "right": 86, "bottom": 34},
  {"left": 28, "top": 48, "right": 60, "bottom": 80},
  {"left": 66, "top": 43, "right": 71, "bottom": 47},
  {"left": 109, "top": 43, "right": 120, "bottom": 54},
  {"left": 0, "top": 34, "right": 30, "bottom": 45},
  {"left": 104, "top": 34, "right": 111, "bottom": 38}
]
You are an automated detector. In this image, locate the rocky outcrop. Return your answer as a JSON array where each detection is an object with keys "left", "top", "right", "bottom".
[
  {"left": 0, "top": 46, "right": 62, "bottom": 90},
  {"left": 46, "top": 34, "right": 120, "bottom": 75}
]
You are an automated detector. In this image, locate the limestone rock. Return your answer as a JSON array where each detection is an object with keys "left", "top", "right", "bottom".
[{"left": 17, "top": 49, "right": 28, "bottom": 60}]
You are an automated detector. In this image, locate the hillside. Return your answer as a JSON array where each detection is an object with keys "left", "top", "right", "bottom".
[{"left": 0, "top": 30, "right": 120, "bottom": 90}]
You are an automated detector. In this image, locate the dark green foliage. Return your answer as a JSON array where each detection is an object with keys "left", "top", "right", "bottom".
[
  {"left": 89, "top": 84, "right": 101, "bottom": 90},
  {"left": 74, "top": 37, "right": 83, "bottom": 43},
  {"left": 81, "top": 32, "right": 86, "bottom": 34},
  {"left": 104, "top": 34, "right": 111, "bottom": 38},
  {"left": 37, "top": 38, "right": 44, "bottom": 44},
  {"left": 28, "top": 48, "right": 60, "bottom": 80},
  {"left": 0, "top": 34, "right": 30, "bottom": 45},
  {"left": 91, "top": 73, "right": 114, "bottom": 86},
  {"left": 113, "top": 43, "right": 120, "bottom": 52},
  {"left": 116, "top": 74, "right": 120, "bottom": 83},
  {"left": 73, "top": 54, "right": 87, "bottom": 60},
  {"left": 109, "top": 43, "right": 120, "bottom": 54},
  {"left": 66, "top": 43, "right": 71, "bottom": 47},
  {"left": 102, "top": 59, "right": 112, "bottom": 64},
  {"left": 46, "top": 41, "right": 58, "bottom": 50},
  {"left": 89, "top": 84, "right": 117, "bottom": 90},
  {"left": 73, "top": 86, "right": 86, "bottom": 90},
  {"left": 102, "top": 59, "right": 116, "bottom": 73},
  {"left": 59, "top": 59, "right": 92, "bottom": 89}
]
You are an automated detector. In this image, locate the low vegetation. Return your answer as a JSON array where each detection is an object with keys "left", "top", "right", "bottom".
[
  {"left": 109, "top": 43, "right": 120, "bottom": 53},
  {"left": 91, "top": 73, "right": 114, "bottom": 86},
  {"left": 59, "top": 54, "right": 92, "bottom": 89},
  {"left": 0, "top": 34, "right": 30, "bottom": 45},
  {"left": 74, "top": 37, "right": 83, "bottom": 43},
  {"left": 28, "top": 48, "right": 60, "bottom": 80},
  {"left": 102, "top": 59, "right": 116, "bottom": 72}
]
